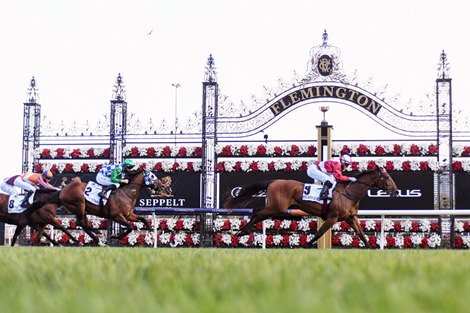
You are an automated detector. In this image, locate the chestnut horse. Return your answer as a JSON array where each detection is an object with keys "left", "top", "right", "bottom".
[
  {"left": 58, "top": 169, "right": 160, "bottom": 245},
  {"left": 223, "top": 166, "right": 398, "bottom": 248},
  {"left": 0, "top": 190, "right": 81, "bottom": 246}
]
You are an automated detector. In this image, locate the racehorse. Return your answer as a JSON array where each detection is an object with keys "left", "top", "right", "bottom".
[
  {"left": 223, "top": 166, "right": 399, "bottom": 248},
  {"left": 0, "top": 190, "right": 81, "bottom": 246},
  {"left": 58, "top": 169, "right": 160, "bottom": 245}
]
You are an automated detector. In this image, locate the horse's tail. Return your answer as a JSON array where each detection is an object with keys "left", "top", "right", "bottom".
[{"left": 223, "top": 180, "right": 275, "bottom": 209}]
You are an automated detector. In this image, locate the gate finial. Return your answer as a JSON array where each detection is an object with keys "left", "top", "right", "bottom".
[
  {"left": 204, "top": 54, "right": 217, "bottom": 83},
  {"left": 322, "top": 29, "right": 329, "bottom": 47},
  {"left": 112, "top": 73, "right": 126, "bottom": 101},
  {"left": 438, "top": 50, "right": 450, "bottom": 79},
  {"left": 26, "top": 76, "right": 39, "bottom": 103}
]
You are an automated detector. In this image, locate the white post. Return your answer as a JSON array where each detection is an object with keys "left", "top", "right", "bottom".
[
  {"left": 380, "top": 215, "right": 385, "bottom": 250},
  {"left": 153, "top": 212, "right": 158, "bottom": 248},
  {"left": 262, "top": 220, "right": 266, "bottom": 250}
]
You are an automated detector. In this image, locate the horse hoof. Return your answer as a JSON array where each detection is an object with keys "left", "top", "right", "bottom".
[{"left": 98, "top": 242, "right": 108, "bottom": 247}]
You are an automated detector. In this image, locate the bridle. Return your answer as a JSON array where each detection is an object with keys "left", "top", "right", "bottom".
[{"left": 337, "top": 167, "right": 395, "bottom": 201}]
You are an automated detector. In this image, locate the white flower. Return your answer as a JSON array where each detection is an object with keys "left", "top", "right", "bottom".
[
  {"left": 365, "top": 220, "right": 377, "bottom": 231},
  {"left": 454, "top": 221, "right": 465, "bottom": 232},
  {"left": 382, "top": 219, "right": 394, "bottom": 231},
  {"left": 289, "top": 234, "right": 300, "bottom": 246},
  {"left": 221, "top": 233, "right": 232, "bottom": 245},
  {"left": 411, "top": 234, "right": 424, "bottom": 246},
  {"left": 419, "top": 219, "right": 431, "bottom": 232},
  {"left": 298, "top": 219, "right": 311, "bottom": 232},
  {"left": 272, "top": 234, "right": 283, "bottom": 246},
  {"left": 280, "top": 220, "right": 291, "bottom": 229},
  {"left": 159, "top": 232, "right": 171, "bottom": 244},
  {"left": 239, "top": 235, "right": 251, "bottom": 246},
  {"left": 264, "top": 219, "right": 274, "bottom": 229},
  {"left": 428, "top": 234, "right": 441, "bottom": 248},
  {"left": 340, "top": 233, "right": 353, "bottom": 246},
  {"left": 462, "top": 236, "right": 470, "bottom": 248}
]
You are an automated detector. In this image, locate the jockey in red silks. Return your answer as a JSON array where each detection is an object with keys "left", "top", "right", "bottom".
[
  {"left": 306, "top": 154, "right": 357, "bottom": 200},
  {"left": 0, "top": 170, "right": 60, "bottom": 207}
]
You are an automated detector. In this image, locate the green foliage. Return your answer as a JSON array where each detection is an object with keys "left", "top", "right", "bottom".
[{"left": 0, "top": 248, "right": 468, "bottom": 313}]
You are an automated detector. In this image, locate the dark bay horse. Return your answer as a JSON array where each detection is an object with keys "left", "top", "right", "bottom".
[
  {"left": 58, "top": 169, "right": 160, "bottom": 245},
  {"left": 0, "top": 190, "right": 81, "bottom": 246},
  {"left": 223, "top": 166, "right": 399, "bottom": 248}
]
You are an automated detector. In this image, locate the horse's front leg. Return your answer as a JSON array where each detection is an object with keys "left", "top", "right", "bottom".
[
  {"left": 346, "top": 215, "right": 371, "bottom": 249},
  {"left": 111, "top": 214, "right": 134, "bottom": 240},
  {"left": 128, "top": 212, "right": 153, "bottom": 232},
  {"left": 11, "top": 225, "right": 24, "bottom": 246},
  {"left": 310, "top": 216, "right": 338, "bottom": 247}
]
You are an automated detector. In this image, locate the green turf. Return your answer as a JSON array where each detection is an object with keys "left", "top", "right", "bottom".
[{"left": 0, "top": 247, "right": 467, "bottom": 313}]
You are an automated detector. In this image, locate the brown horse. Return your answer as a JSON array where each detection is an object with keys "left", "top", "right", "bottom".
[
  {"left": 58, "top": 169, "right": 160, "bottom": 245},
  {"left": 0, "top": 190, "right": 81, "bottom": 246},
  {"left": 223, "top": 166, "right": 399, "bottom": 248}
]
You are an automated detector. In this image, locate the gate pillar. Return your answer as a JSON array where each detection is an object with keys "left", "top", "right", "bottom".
[
  {"left": 316, "top": 106, "right": 333, "bottom": 249},
  {"left": 22, "top": 77, "right": 41, "bottom": 173}
]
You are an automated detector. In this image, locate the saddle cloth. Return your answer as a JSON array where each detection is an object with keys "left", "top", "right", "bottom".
[
  {"left": 84, "top": 181, "right": 109, "bottom": 206},
  {"left": 302, "top": 183, "right": 335, "bottom": 204},
  {"left": 7, "top": 193, "right": 33, "bottom": 214}
]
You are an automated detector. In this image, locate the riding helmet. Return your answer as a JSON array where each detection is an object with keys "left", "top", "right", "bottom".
[
  {"left": 340, "top": 154, "right": 352, "bottom": 165},
  {"left": 123, "top": 159, "right": 135, "bottom": 169},
  {"left": 42, "top": 170, "right": 53, "bottom": 180}
]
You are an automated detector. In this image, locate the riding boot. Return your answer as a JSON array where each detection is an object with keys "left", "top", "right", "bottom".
[
  {"left": 319, "top": 181, "right": 333, "bottom": 200},
  {"left": 98, "top": 184, "right": 117, "bottom": 199},
  {"left": 20, "top": 190, "right": 34, "bottom": 208}
]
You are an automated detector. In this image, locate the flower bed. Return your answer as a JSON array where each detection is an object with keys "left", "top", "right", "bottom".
[{"left": 27, "top": 216, "right": 470, "bottom": 249}]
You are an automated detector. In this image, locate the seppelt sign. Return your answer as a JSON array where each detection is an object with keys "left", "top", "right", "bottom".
[{"left": 269, "top": 85, "right": 382, "bottom": 116}]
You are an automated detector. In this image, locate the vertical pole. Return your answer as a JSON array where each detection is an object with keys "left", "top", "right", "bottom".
[{"left": 316, "top": 106, "right": 333, "bottom": 249}]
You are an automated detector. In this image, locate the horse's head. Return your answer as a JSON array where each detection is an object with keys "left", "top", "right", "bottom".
[
  {"left": 373, "top": 166, "right": 399, "bottom": 197},
  {"left": 143, "top": 171, "right": 162, "bottom": 190}
]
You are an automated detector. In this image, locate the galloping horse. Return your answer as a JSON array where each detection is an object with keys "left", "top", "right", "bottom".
[
  {"left": 223, "top": 166, "right": 398, "bottom": 248},
  {"left": 0, "top": 190, "right": 81, "bottom": 246},
  {"left": 58, "top": 169, "right": 160, "bottom": 244}
]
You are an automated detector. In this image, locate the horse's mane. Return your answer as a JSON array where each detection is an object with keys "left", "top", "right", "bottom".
[{"left": 125, "top": 168, "right": 145, "bottom": 180}]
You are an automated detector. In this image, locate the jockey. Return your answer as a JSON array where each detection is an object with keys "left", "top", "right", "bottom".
[
  {"left": 306, "top": 154, "right": 357, "bottom": 200},
  {"left": 96, "top": 159, "right": 136, "bottom": 199},
  {"left": 0, "top": 170, "right": 60, "bottom": 208}
]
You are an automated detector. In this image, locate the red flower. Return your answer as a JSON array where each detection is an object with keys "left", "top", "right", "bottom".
[
  {"left": 273, "top": 220, "right": 282, "bottom": 230},
  {"left": 428, "top": 144, "right": 438, "bottom": 155},
  {"left": 239, "top": 145, "right": 249, "bottom": 156},
  {"left": 368, "top": 236, "right": 377, "bottom": 249},
  {"left": 341, "top": 145, "right": 351, "bottom": 155},
  {"left": 40, "top": 149, "right": 51, "bottom": 158},
  {"left": 430, "top": 222, "right": 440, "bottom": 232},
  {"left": 281, "top": 235, "right": 289, "bottom": 247},
  {"left": 462, "top": 146, "right": 470, "bottom": 156},
  {"left": 386, "top": 236, "right": 396, "bottom": 247},
  {"left": 172, "top": 162, "right": 180, "bottom": 172},
  {"left": 69, "top": 219, "right": 77, "bottom": 229},
  {"left": 411, "top": 221, "right": 419, "bottom": 232},
  {"left": 64, "top": 163, "right": 74, "bottom": 173},
  {"left": 350, "top": 235, "right": 359, "bottom": 247},
  {"left": 351, "top": 162, "right": 359, "bottom": 171},
  {"left": 95, "top": 164, "right": 103, "bottom": 172},
  {"left": 374, "top": 145, "right": 385, "bottom": 155},
  {"left": 268, "top": 162, "right": 275, "bottom": 171},
  {"left": 161, "top": 146, "right": 171, "bottom": 157},
  {"left": 50, "top": 164, "right": 58, "bottom": 174},
  {"left": 99, "top": 219, "right": 108, "bottom": 229},
  {"left": 299, "top": 234, "right": 308, "bottom": 247},
  {"left": 56, "top": 148, "right": 65, "bottom": 158},
  {"left": 331, "top": 234, "right": 341, "bottom": 246},
  {"left": 71, "top": 149, "right": 81, "bottom": 158},
  {"left": 220, "top": 145, "right": 233, "bottom": 156},
  {"left": 356, "top": 144, "right": 370, "bottom": 156},
  {"left": 307, "top": 145, "right": 317, "bottom": 156},
  {"left": 120, "top": 236, "right": 129, "bottom": 245},
  {"left": 401, "top": 160, "right": 411, "bottom": 171},
  {"left": 59, "top": 234, "right": 70, "bottom": 244},
  {"left": 159, "top": 220, "right": 168, "bottom": 230},
  {"left": 284, "top": 162, "right": 292, "bottom": 172},
  {"left": 249, "top": 161, "right": 259, "bottom": 172},
  {"left": 86, "top": 148, "right": 96, "bottom": 158},
  {"left": 256, "top": 145, "right": 267, "bottom": 156},
  {"left": 453, "top": 161, "right": 463, "bottom": 172},
  {"left": 290, "top": 221, "right": 298, "bottom": 231},
  {"left": 222, "top": 220, "right": 231, "bottom": 230},
  {"left": 234, "top": 161, "right": 242, "bottom": 172},
  {"left": 216, "top": 162, "right": 225, "bottom": 173},
  {"left": 231, "top": 235, "right": 239, "bottom": 247},
  {"left": 409, "top": 144, "right": 421, "bottom": 156},
  {"left": 455, "top": 235, "right": 463, "bottom": 249},
  {"left": 273, "top": 146, "right": 283, "bottom": 156},
  {"left": 185, "top": 234, "right": 194, "bottom": 246},
  {"left": 177, "top": 147, "right": 187, "bottom": 157},
  {"left": 367, "top": 160, "right": 377, "bottom": 170},
  {"left": 102, "top": 148, "right": 110, "bottom": 158},
  {"left": 265, "top": 235, "right": 273, "bottom": 246},
  {"left": 309, "top": 220, "right": 317, "bottom": 231},
  {"left": 186, "top": 162, "right": 194, "bottom": 172},
  {"left": 403, "top": 236, "right": 413, "bottom": 248},
  {"left": 393, "top": 144, "right": 402, "bottom": 156},
  {"left": 80, "top": 163, "right": 90, "bottom": 172},
  {"left": 288, "top": 145, "right": 300, "bottom": 156},
  {"left": 340, "top": 221, "right": 350, "bottom": 231},
  {"left": 146, "top": 147, "right": 156, "bottom": 157},
  {"left": 421, "top": 237, "right": 429, "bottom": 248},
  {"left": 34, "top": 163, "right": 43, "bottom": 172},
  {"left": 175, "top": 219, "right": 184, "bottom": 230},
  {"left": 375, "top": 221, "right": 382, "bottom": 232},
  {"left": 192, "top": 147, "right": 202, "bottom": 157},
  {"left": 463, "top": 221, "right": 470, "bottom": 232},
  {"left": 130, "top": 147, "right": 140, "bottom": 157},
  {"left": 154, "top": 162, "right": 163, "bottom": 171},
  {"left": 419, "top": 161, "right": 429, "bottom": 171},
  {"left": 394, "top": 221, "right": 402, "bottom": 231}
]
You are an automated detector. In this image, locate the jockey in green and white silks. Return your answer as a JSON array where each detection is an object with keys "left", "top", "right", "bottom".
[{"left": 96, "top": 159, "right": 135, "bottom": 199}]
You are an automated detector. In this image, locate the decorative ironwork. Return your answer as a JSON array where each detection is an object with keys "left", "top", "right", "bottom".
[
  {"left": 204, "top": 54, "right": 217, "bottom": 83},
  {"left": 110, "top": 73, "right": 127, "bottom": 164},
  {"left": 22, "top": 77, "right": 41, "bottom": 173}
]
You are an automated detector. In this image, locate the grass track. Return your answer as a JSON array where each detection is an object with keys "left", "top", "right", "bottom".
[{"left": 0, "top": 247, "right": 468, "bottom": 313}]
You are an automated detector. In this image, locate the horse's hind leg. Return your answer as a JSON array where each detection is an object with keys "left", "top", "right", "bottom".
[
  {"left": 347, "top": 215, "right": 371, "bottom": 249},
  {"left": 236, "top": 207, "right": 275, "bottom": 236},
  {"left": 128, "top": 212, "right": 153, "bottom": 231},
  {"left": 11, "top": 226, "right": 24, "bottom": 246},
  {"left": 48, "top": 219, "right": 84, "bottom": 246}
]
